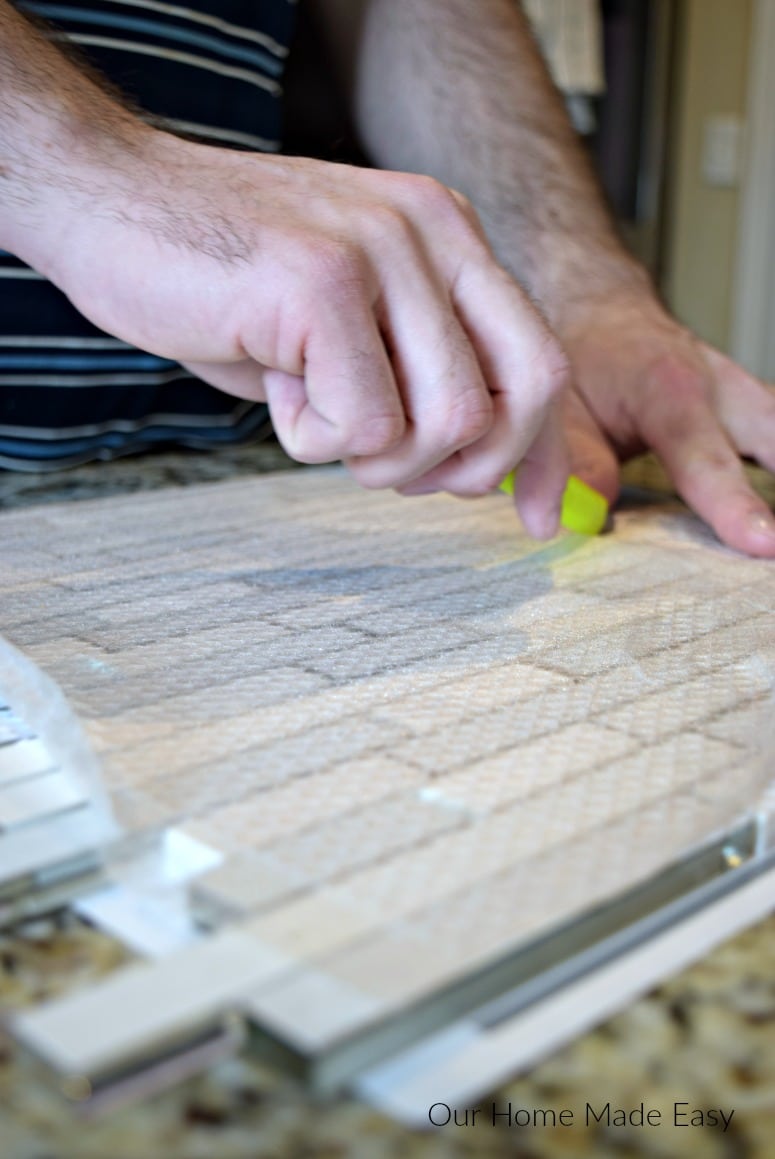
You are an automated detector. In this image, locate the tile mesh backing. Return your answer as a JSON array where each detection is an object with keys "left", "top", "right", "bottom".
[{"left": 1, "top": 469, "right": 773, "bottom": 1033}]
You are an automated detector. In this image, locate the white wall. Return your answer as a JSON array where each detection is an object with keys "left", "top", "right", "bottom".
[
  {"left": 731, "top": 0, "right": 775, "bottom": 380},
  {"left": 662, "top": 0, "right": 752, "bottom": 352}
]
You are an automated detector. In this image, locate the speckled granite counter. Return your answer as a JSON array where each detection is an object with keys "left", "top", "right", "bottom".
[{"left": 1, "top": 444, "right": 774, "bottom": 1159}]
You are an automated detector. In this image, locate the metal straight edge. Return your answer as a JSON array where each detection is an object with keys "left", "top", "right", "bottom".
[
  {"left": 356, "top": 847, "right": 775, "bottom": 1127},
  {"left": 243, "top": 819, "right": 764, "bottom": 1093},
  {"left": 6, "top": 820, "right": 771, "bottom": 1118}
]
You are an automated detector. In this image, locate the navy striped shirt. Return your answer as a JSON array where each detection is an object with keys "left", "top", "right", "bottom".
[{"left": 0, "top": 1, "right": 297, "bottom": 468}]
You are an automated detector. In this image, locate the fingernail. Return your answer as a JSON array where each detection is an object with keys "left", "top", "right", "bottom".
[
  {"left": 560, "top": 475, "right": 609, "bottom": 536},
  {"left": 747, "top": 511, "right": 775, "bottom": 541}
]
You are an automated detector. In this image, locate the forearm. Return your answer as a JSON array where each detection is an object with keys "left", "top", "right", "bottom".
[
  {"left": 322, "top": 0, "right": 652, "bottom": 334},
  {"left": 0, "top": 0, "right": 147, "bottom": 274}
]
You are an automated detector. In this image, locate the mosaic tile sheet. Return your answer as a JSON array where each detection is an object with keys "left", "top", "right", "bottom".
[{"left": 1, "top": 468, "right": 773, "bottom": 1058}]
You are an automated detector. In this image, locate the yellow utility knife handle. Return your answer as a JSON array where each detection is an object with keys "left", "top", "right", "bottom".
[{"left": 499, "top": 472, "right": 608, "bottom": 536}]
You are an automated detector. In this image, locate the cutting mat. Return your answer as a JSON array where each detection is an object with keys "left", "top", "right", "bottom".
[{"left": 2, "top": 468, "right": 774, "bottom": 1090}]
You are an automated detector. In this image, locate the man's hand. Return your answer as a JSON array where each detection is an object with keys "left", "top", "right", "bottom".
[
  {"left": 559, "top": 293, "right": 775, "bottom": 557},
  {"left": 0, "top": 2, "right": 569, "bottom": 539},
  {"left": 44, "top": 141, "right": 569, "bottom": 533},
  {"left": 328, "top": 0, "right": 775, "bottom": 556}
]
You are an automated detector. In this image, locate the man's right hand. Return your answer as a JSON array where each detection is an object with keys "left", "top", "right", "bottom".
[
  {"left": 14, "top": 129, "right": 565, "bottom": 536},
  {"left": 0, "top": 0, "right": 569, "bottom": 540}
]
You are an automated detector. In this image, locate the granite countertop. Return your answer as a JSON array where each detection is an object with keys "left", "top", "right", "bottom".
[{"left": 1, "top": 443, "right": 774, "bottom": 1159}]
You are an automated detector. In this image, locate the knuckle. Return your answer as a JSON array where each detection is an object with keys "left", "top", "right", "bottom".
[
  {"left": 442, "top": 388, "right": 494, "bottom": 446},
  {"left": 673, "top": 443, "right": 736, "bottom": 486},
  {"left": 457, "top": 480, "right": 497, "bottom": 499},
  {"left": 345, "top": 457, "right": 393, "bottom": 491},
  {"left": 362, "top": 203, "right": 415, "bottom": 248},
  {"left": 544, "top": 349, "right": 572, "bottom": 400},
  {"left": 645, "top": 353, "right": 707, "bottom": 404},
  {"left": 468, "top": 466, "right": 512, "bottom": 497},
  {"left": 382, "top": 172, "right": 484, "bottom": 250},
  {"left": 291, "top": 447, "right": 329, "bottom": 466},
  {"left": 531, "top": 336, "right": 571, "bottom": 403},
  {"left": 448, "top": 188, "right": 485, "bottom": 234},
  {"left": 403, "top": 174, "right": 463, "bottom": 219},
  {"left": 276, "top": 431, "right": 333, "bottom": 466},
  {"left": 444, "top": 470, "right": 504, "bottom": 500},
  {"left": 346, "top": 410, "right": 406, "bottom": 457},
  {"left": 696, "top": 446, "right": 735, "bottom": 474},
  {"left": 306, "top": 238, "right": 368, "bottom": 297}
]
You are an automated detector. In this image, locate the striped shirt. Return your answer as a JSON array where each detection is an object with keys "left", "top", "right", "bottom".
[{"left": 0, "top": 1, "right": 297, "bottom": 469}]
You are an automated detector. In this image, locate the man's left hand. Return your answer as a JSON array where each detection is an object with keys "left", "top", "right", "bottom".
[{"left": 559, "top": 294, "right": 775, "bottom": 557}]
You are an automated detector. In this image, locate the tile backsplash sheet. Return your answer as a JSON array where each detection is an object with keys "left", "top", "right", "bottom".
[{"left": 1, "top": 469, "right": 773, "bottom": 1029}]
